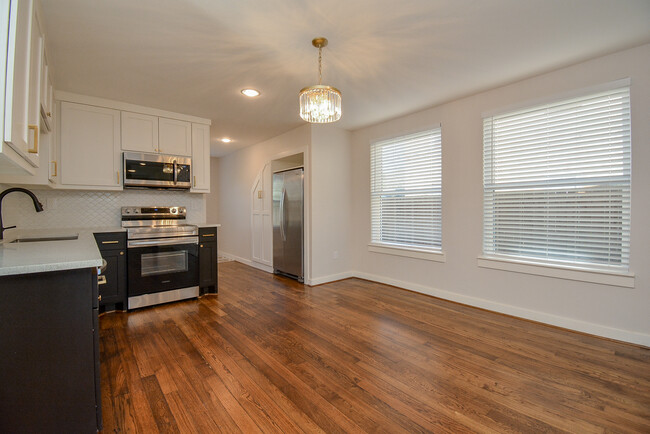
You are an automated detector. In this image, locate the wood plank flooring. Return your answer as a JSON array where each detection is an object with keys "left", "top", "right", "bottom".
[{"left": 100, "top": 261, "right": 650, "bottom": 433}]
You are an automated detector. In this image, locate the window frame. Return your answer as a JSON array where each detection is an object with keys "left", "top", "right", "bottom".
[
  {"left": 480, "top": 79, "right": 633, "bottom": 283},
  {"left": 368, "top": 125, "right": 444, "bottom": 260}
]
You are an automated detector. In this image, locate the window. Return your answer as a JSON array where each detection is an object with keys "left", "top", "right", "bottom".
[
  {"left": 483, "top": 86, "right": 631, "bottom": 270},
  {"left": 370, "top": 128, "right": 442, "bottom": 252}
]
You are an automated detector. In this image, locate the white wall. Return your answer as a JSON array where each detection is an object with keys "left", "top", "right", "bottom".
[
  {"left": 206, "top": 157, "right": 219, "bottom": 224},
  {"left": 214, "top": 122, "right": 354, "bottom": 284},
  {"left": 350, "top": 44, "right": 650, "bottom": 346},
  {"left": 309, "top": 125, "right": 353, "bottom": 283},
  {"left": 214, "top": 125, "right": 311, "bottom": 265}
]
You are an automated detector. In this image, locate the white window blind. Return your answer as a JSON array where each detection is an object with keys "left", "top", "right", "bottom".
[
  {"left": 371, "top": 128, "right": 442, "bottom": 250},
  {"left": 483, "top": 86, "right": 631, "bottom": 269}
]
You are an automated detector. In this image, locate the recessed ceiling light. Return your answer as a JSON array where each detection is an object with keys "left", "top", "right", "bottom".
[
  {"left": 221, "top": 138, "right": 232, "bottom": 143},
  {"left": 241, "top": 88, "right": 260, "bottom": 97}
]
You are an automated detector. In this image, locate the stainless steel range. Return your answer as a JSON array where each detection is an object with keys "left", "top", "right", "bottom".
[{"left": 122, "top": 206, "right": 199, "bottom": 309}]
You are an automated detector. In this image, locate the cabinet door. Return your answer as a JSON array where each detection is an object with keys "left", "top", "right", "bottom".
[
  {"left": 159, "top": 117, "right": 191, "bottom": 156},
  {"left": 39, "top": 50, "right": 53, "bottom": 131},
  {"left": 199, "top": 242, "right": 218, "bottom": 289},
  {"left": 3, "top": 0, "right": 35, "bottom": 163},
  {"left": 60, "top": 102, "right": 122, "bottom": 188},
  {"left": 48, "top": 101, "right": 57, "bottom": 183},
  {"left": 40, "top": 52, "right": 48, "bottom": 116},
  {"left": 46, "top": 75, "right": 53, "bottom": 121},
  {"left": 98, "top": 248, "right": 127, "bottom": 306},
  {"left": 25, "top": 6, "right": 42, "bottom": 166},
  {"left": 121, "top": 111, "right": 158, "bottom": 153},
  {"left": 191, "top": 123, "right": 210, "bottom": 192},
  {"left": 0, "top": 269, "right": 100, "bottom": 432}
]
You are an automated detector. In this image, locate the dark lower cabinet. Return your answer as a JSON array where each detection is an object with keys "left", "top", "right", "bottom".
[
  {"left": 199, "top": 227, "right": 218, "bottom": 294},
  {"left": 94, "top": 232, "right": 127, "bottom": 312},
  {"left": 0, "top": 268, "right": 102, "bottom": 433}
]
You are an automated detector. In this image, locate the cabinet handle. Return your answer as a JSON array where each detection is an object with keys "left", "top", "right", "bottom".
[
  {"left": 98, "top": 276, "right": 107, "bottom": 286},
  {"left": 47, "top": 112, "right": 52, "bottom": 118},
  {"left": 116, "top": 170, "right": 120, "bottom": 184},
  {"left": 193, "top": 175, "right": 196, "bottom": 187},
  {"left": 120, "top": 251, "right": 124, "bottom": 255},
  {"left": 51, "top": 161, "right": 57, "bottom": 176},
  {"left": 28, "top": 125, "right": 39, "bottom": 153},
  {"left": 202, "top": 233, "right": 215, "bottom": 237},
  {"left": 101, "top": 240, "right": 119, "bottom": 244},
  {"left": 200, "top": 244, "right": 203, "bottom": 248}
]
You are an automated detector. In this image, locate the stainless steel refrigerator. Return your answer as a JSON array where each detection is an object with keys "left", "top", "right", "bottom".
[{"left": 273, "top": 168, "right": 304, "bottom": 282}]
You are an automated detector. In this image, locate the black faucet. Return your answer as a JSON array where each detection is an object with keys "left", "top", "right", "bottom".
[{"left": 0, "top": 187, "right": 44, "bottom": 240}]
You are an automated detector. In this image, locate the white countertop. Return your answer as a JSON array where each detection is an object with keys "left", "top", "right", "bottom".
[
  {"left": 0, "top": 228, "right": 108, "bottom": 277},
  {"left": 197, "top": 223, "right": 221, "bottom": 228},
  {"left": 0, "top": 224, "right": 217, "bottom": 277}
]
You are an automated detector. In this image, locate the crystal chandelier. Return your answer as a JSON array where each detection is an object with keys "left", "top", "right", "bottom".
[{"left": 299, "top": 37, "right": 341, "bottom": 123}]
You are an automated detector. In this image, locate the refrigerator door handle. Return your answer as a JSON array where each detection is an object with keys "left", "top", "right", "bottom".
[{"left": 280, "top": 188, "right": 287, "bottom": 241}]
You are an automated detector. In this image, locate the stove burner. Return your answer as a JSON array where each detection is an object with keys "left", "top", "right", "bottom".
[{"left": 121, "top": 206, "right": 198, "bottom": 239}]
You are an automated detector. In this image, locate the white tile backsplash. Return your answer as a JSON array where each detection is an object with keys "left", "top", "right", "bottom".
[{"left": 0, "top": 185, "right": 206, "bottom": 230}]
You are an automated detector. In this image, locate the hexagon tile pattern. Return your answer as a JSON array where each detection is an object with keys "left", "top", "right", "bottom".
[{"left": 0, "top": 184, "right": 206, "bottom": 230}]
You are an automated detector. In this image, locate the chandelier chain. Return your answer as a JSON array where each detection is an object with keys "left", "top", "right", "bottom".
[{"left": 318, "top": 46, "right": 322, "bottom": 85}]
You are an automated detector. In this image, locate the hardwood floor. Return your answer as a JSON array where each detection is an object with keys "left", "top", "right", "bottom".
[{"left": 100, "top": 261, "right": 650, "bottom": 433}]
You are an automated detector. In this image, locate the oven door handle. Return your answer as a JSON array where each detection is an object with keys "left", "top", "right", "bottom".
[
  {"left": 128, "top": 236, "right": 198, "bottom": 248},
  {"left": 173, "top": 160, "right": 178, "bottom": 185}
]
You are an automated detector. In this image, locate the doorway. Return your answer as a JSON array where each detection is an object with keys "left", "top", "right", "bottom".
[{"left": 250, "top": 153, "right": 305, "bottom": 277}]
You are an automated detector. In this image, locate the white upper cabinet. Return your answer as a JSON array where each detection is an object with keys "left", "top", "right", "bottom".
[
  {"left": 54, "top": 92, "right": 211, "bottom": 190},
  {"left": 191, "top": 123, "right": 210, "bottom": 193},
  {"left": 59, "top": 102, "right": 121, "bottom": 189},
  {"left": 121, "top": 112, "right": 192, "bottom": 156},
  {"left": 2, "top": 0, "right": 36, "bottom": 172},
  {"left": 121, "top": 111, "right": 158, "bottom": 153},
  {"left": 39, "top": 49, "right": 53, "bottom": 131},
  {"left": 47, "top": 101, "right": 57, "bottom": 183},
  {"left": 159, "top": 117, "right": 191, "bottom": 156},
  {"left": 0, "top": 0, "right": 56, "bottom": 179},
  {"left": 25, "top": 5, "right": 43, "bottom": 166}
]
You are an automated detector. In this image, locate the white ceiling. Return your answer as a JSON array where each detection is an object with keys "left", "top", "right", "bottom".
[{"left": 40, "top": 0, "right": 650, "bottom": 157}]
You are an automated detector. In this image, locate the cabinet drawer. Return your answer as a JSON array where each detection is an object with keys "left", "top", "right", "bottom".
[
  {"left": 199, "top": 227, "right": 217, "bottom": 240},
  {"left": 94, "top": 232, "right": 126, "bottom": 250}
]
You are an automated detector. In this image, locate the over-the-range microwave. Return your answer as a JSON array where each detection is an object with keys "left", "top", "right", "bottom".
[{"left": 123, "top": 152, "right": 191, "bottom": 190}]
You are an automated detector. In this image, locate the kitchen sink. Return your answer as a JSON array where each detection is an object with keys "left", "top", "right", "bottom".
[{"left": 10, "top": 234, "right": 79, "bottom": 243}]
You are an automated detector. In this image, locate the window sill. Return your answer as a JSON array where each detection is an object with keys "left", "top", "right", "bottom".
[
  {"left": 477, "top": 256, "right": 635, "bottom": 288},
  {"left": 368, "top": 243, "right": 446, "bottom": 262}
]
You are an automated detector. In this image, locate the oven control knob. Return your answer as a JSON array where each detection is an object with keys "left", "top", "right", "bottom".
[
  {"left": 171, "top": 208, "right": 177, "bottom": 214},
  {"left": 124, "top": 209, "right": 131, "bottom": 214},
  {"left": 133, "top": 209, "right": 139, "bottom": 214}
]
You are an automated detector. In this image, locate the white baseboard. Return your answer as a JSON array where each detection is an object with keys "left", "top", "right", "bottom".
[
  {"left": 252, "top": 262, "right": 274, "bottom": 273},
  {"left": 219, "top": 252, "right": 273, "bottom": 273},
  {"left": 217, "top": 257, "right": 649, "bottom": 346},
  {"left": 309, "top": 271, "right": 355, "bottom": 286},
  {"left": 352, "top": 271, "right": 650, "bottom": 347}
]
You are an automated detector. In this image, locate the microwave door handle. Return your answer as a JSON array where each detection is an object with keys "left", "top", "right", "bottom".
[{"left": 173, "top": 160, "right": 178, "bottom": 185}]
